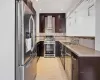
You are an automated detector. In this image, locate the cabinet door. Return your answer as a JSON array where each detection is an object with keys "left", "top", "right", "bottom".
[
  {"left": 79, "top": 58, "right": 100, "bottom": 80},
  {"left": 37, "top": 43, "right": 40, "bottom": 56},
  {"left": 37, "top": 42, "right": 44, "bottom": 56},
  {"left": 39, "top": 15, "right": 45, "bottom": 33},
  {"left": 72, "top": 56, "right": 78, "bottom": 80},
  {"left": 60, "top": 45, "right": 65, "bottom": 68},
  {"left": 65, "top": 49, "right": 72, "bottom": 80},
  {"left": 55, "top": 14, "right": 66, "bottom": 33},
  {"left": 56, "top": 41, "right": 61, "bottom": 57}
]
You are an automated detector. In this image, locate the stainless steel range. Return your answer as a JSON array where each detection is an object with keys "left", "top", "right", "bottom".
[{"left": 44, "top": 36, "right": 55, "bottom": 57}]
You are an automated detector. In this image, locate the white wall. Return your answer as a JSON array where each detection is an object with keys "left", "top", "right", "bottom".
[
  {"left": 95, "top": 0, "right": 100, "bottom": 51},
  {"left": 66, "top": 0, "right": 95, "bottom": 37},
  {"left": 0, "top": 0, "right": 15, "bottom": 80}
]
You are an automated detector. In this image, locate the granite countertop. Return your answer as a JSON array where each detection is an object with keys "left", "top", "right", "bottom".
[{"left": 59, "top": 41, "right": 100, "bottom": 57}]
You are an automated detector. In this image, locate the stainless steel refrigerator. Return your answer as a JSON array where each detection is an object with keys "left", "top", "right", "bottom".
[{"left": 15, "top": 1, "right": 37, "bottom": 80}]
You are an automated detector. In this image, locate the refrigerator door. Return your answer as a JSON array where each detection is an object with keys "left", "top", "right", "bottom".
[
  {"left": 16, "top": 1, "right": 32, "bottom": 80},
  {"left": 18, "top": 1, "right": 32, "bottom": 66},
  {"left": 16, "top": 1, "right": 37, "bottom": 80},
  {"left": 24, "top": 14, "right": 33, "bottom": 63}
]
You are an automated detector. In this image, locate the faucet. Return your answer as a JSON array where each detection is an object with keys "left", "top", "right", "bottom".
[{"left": 71, "top": 37, "right": 79, "bottom": 45}]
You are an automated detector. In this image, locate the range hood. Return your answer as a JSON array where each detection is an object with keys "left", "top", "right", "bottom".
[{"left": 45, "top": 16, "right": 55, "bottom": 34}]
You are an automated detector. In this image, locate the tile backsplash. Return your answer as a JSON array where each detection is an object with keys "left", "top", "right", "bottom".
[
  {"left": 79, "top": 38, "right": 95, "bottom": 49},
  {"left": 66, "top": 37, "right": 95, "bottom": 49},
  {"left": 36, "top": 35, "right": 95, "bottom": 50}
]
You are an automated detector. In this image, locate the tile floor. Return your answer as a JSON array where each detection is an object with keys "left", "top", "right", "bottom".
[{"left": 35, "top": 57, "right": 68, "bottom": 80}]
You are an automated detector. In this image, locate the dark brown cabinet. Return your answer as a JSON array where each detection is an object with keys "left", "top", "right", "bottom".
[
  {"left": 63, "top": 44, "right": 100, "bottom": 80},
  {"left": 39, "top": 15, "right": 45, "bottom": 33},
  {"left": 55, "top": 14, "right": 66, "bottom": 33},
  {"left": 56, "top": 41, "right": 61, "bottom": 57},
  {"left": 60, "top": 44, "right": 65, "bottom": 69},
  {"left": 58, "top": 41, "right": 100, "bottom": 80},
  {"left": 72, "top": 54, "right": 78, "bottom": 80},
  {"left": 39, "top": 13, "right": 66, "bottom": 33},
  {"left": 37, "top": 41, "right": 44, "bottom": 56},
  {"left": 65, "top": 47, "right": 72, "bottom": 80},
  {"left": 71, "top": 53, "right": 100, "bottom": 80},
  {"left": 78, "top": 57, "right": 100, "bottom": 80}
]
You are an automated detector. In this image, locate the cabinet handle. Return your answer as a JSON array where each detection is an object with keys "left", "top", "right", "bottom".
[
  {"left": 65, "top": 53, "right": 71, "bottom": 56},
  {"left": 80, "top": 72, "right": 85, "bottom": 74},
  {"left": 72, "top": 57, "right": 77, "bottom": 60}
]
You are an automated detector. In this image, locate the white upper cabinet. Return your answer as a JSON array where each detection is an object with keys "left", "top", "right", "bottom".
[{"left": 66, "top": 0, "right": 95, "bottom": 36}]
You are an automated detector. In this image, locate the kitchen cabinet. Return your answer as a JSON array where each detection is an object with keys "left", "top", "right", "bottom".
[
  {"left": 56, "top": 41, "right": 61, "bottom": 57},
  {"left": 37, "top": 41, "right": 44, "bottom": 56},
  {"left": 60, "top": 44, "right": 65, "bottom": 69},
  {"left": 71, "top": 53, "right": 78, "bottom": 80},
  {"left": 56, "top": 41, "right": 65, "bottom": 68},
  {"left": 39, "top": 13, "right": 66, "bottom": 33},
  {"left": 77, "top": 57, "right": 100, "bottom": 80},
  {"left": 61, "top": 42, "right": 100, "bottom": 80},
  {"left": 55, "top": 14, "right": 66, "bottom": 33},
  {"left": 65, "top": 47, "right": 72, "bottom": 80},
  {"left": 39, "top": 15, "right": 45, "bottom": 33}
]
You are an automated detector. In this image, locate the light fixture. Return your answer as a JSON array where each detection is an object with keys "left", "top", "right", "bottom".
[
  {"left": 40, "top": 9, "right": 42, "bottom": 11},
  {"left": 36, "top": 0, "right": 38, "bottom": 2},
  {"left": 61, "top": 9, "right": 63, "bottom": 10}
]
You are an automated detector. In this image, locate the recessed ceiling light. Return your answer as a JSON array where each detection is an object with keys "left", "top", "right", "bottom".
[
  {"left": 61, "top": 9, "right": 63, "bottom": 10},
  {"left": 36, "top": 0, "right": 38, "bottom": 2},
  {"left": 40, "top": 9, "right": 42, "bottom": 11}
]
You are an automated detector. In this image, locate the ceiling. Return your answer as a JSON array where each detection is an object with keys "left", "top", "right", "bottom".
[{"left": 32, "top": 0, "right": 81, "bottom": 13}]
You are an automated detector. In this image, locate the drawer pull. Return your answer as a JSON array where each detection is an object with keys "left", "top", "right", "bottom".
[{"left": 80, "top": 72, "right": 85, "bottom": 74}]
